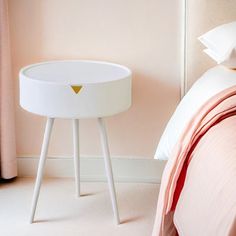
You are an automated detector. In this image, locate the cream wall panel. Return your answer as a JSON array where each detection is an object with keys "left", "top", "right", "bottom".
[
  {"left": 9, "top": 0, "right": 182, "bottom": 158},
  {"left": 186, "top": 0, "right": 236, "bottom": 89}
]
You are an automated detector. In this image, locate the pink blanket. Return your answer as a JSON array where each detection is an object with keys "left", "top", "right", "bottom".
[{"left": 152, "top": 86, "right": 236, "bottom": 236}]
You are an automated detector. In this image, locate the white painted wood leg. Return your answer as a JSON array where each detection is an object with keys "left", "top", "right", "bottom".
[
  {"left": 72, "top": 119, "right": 80, "bottom": 197},
  {"left": 98, "top": 118, "right": 120, "bottom": 224},
  {"left": 29, "top": 117, "right": 54, "bottom": 223}
]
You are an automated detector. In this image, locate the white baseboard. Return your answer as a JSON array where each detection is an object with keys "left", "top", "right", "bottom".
[{"left": 17, "top": 156, "right": 166, "bottom": 183}]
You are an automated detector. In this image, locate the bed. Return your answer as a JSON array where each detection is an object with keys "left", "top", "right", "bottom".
[
  {"left": 153, "top": 65, "right": 236, "bottom": 236},
  {"left": 152, "top": 2, "right": 236, "bottom": 234}
]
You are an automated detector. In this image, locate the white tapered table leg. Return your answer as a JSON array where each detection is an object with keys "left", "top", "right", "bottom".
[
  {"left": 98, "top": 118, "right": 120, "bottom": 225},
  {"left": 72, "top": 119, "right": 80, "bottom": 197},
  {"left": 29, "top": 117, "right": 54, "bottom": 223}
]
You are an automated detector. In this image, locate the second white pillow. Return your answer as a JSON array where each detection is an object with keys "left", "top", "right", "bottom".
[{"left": 198, "top": 21, "right": 236, "bottom": 69}]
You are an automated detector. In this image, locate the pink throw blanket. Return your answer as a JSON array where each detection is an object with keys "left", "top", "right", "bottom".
[{"left": 152, "top": 86, "right": 236, "bottom": 236}]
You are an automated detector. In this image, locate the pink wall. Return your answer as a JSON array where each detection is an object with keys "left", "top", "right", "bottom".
[{"left": 9, "top": 0, "right": 182, "bottom": 158}]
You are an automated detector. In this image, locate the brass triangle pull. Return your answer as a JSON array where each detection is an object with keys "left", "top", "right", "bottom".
[{"left": 71, "top": 85, "right": 82, "bottom": 94}]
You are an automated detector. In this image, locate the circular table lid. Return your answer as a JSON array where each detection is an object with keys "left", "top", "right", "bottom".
[{"left": 20, "top": 60, "right": 132, "bottom": 85}]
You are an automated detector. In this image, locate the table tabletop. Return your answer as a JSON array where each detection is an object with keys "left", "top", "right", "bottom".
[{"left": 20, "top": 60, "right": 131, "bottom": 85}]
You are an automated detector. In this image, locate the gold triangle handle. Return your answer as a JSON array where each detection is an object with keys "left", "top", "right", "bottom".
[{"left": 71, "top": 85, "right": 82, "bottom": 94}]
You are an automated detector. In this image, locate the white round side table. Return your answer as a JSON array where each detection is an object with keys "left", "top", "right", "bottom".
[{"left": 19, "top": 60, "right": 132, "bottom": 224}]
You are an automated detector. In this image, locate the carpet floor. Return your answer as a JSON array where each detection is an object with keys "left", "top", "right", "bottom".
[{"left": 0, "top": 178, "right": 159, "bottom": 236}]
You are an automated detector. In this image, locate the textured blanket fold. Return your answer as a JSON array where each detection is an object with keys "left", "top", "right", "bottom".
[{"left": 152, "top": 86, "right": 236, "bottom": 236}]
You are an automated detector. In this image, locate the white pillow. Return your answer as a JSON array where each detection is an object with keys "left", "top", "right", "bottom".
[
  {"left": 155, "top": 66, "right": 236, "bottom": 160},
  {"left": 198, "top": 21, "right": 236, "bottom": 68}
]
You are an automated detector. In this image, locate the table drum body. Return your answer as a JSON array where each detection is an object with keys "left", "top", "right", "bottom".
[{"left": 19, "top": 60, "right": 132, "bottom": 118}]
